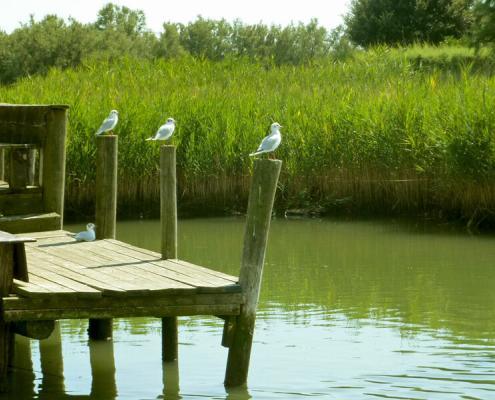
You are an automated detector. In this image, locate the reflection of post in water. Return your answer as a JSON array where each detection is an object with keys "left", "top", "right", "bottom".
[
  {"left": 10, "top": 336, "right": 36, "bottom": 399},
  {"left": 161, "top": 360, "right": 180, "bottom": 400},
  {"left": 39, "top": 321, "right": 65, "bottom": 397},
  {"left": 225, "top": 385, "right": 252, "bottom": 400},
  {"left": 89, "top": 339, "right": 117, "bottom": 399}
]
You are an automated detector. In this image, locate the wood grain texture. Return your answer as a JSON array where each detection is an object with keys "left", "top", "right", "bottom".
[{"left": 225, "top": 159, "right": 281, "bottom": 387}]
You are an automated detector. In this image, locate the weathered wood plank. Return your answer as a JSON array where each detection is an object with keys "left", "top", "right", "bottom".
[
  {"left": 22, "top": 230, "right": 69, "bottom": 240},
  {"left": 90, "top": 240, "right": 233, "bottom": 288},
  {"left": 27, "top": 274, "right": 75, "bottom": 294},
  {"left": 0, "top": 192, "right": 43, "bottom": 216},
  {"left": 26, "top": 246, "right": 158, "bottom": 295},
  {"left": 106, "top": 239, "right": 238, "bottom": 282},
  {"left": 3, "top": 304, "right": 241, "bottom": 321},
  {"left": 0, "top": 212, "right": 60, "bottom": 234},
  {"left": 0, "top": 231, "right": 35, "bottom": 244},
  {"left": 29, "top": 267, "right": 101, "bottom": 297},
  {"left": 25, "top": 250, "right": 125, "bottom": 293},
  {"left": 28, "top": 248, "right": 202, "bottom": 296},
  {"left": 44, "top": 244, "right": 201, "bottom": 291},
  {"left": 2, "top": 292, "right": 244, "bottom": 311}
]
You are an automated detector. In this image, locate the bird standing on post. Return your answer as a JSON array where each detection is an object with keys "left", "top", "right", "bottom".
[
  {"left": 146, "top": 118, "right": 176, "bottom": 141},
  {"left": 95, "top": 110, "right": 119, "bottom": 136},
  {"left": 73, "top": 223, "right": 96, "bottom": 242},
  {"left": 249, "top": 122, "right": 282, "bottom": 158}
]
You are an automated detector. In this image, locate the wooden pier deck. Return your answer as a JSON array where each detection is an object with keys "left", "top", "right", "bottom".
[
  {"left": 4, "top": 230, "right": 242, "bottom": 322},
  {"left": 0, "top": 104, "right": 282, "bottom": 390}
]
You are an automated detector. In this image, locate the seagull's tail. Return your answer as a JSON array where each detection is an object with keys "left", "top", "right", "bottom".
[
  {"left": 249, "top": 150, "right": 264, "bottom": 157},
  {"left": 145, "top": 137, "right": 155, "bottom": 141}
]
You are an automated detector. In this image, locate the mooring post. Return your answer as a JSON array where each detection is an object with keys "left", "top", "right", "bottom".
[
  {"left": 89, "top": 135, "right": 118, "bottom": 340},
  {"left": 160, "top": 145, "right": 178, "bottom": 361},
  {"left": 0, "top": 243, "right": 14, "bottom": 391},
  {"left": 224, "top": 159, "right": 281, "bottom": 387}
]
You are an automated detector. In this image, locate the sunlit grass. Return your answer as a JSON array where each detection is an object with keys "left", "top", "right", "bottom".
[{"left": 0, "top": 54, "right": 494, "bottom": 222}]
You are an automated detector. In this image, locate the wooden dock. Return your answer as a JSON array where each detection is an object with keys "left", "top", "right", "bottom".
[
  {"left": 4, "top": 230, "right": 242, "bottom": 322},
  {"left": 0, "top": 104, "right": 282, "bottom": 391}
]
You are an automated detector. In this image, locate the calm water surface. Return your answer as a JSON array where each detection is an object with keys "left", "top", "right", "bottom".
[{"left": 5, "top": 217, "right": 495, "bottom": 399}]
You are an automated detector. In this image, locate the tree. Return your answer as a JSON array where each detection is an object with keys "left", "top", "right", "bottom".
[
  {"left": 95, "top": 3, "right": 147, "bottom": 36},
  {"left": 472, "top": 0, "right": 495, "bottom": 48},
  {"left": 345, "top": 0, "right": 473, "bottom": 47},
  {"left": 155, "top": 23, "right": 185, "bottom": 58}
]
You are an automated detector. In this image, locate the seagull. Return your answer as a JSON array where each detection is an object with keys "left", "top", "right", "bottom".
[
  {"left": 146, "top": 118, "right": 176, "bottom": 141},
  {"left": 95, "top": 110, "right": 119, "bottom": 136},
  {"left": 73, "top": 223, "right": 96, "bottom": 242},
  {"left": 249, "top": 122, "right": 282, "bottom": 158}
]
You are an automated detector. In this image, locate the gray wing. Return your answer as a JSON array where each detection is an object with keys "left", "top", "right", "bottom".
[
  {"left": 155, "top": 123, "right": 174, "bottom": 140},
  {"left": 96, "top": 114, "right": 118, "bottom": 135},
  {"left": 257, "top": 134, "right": 281, "bottom": 152}
]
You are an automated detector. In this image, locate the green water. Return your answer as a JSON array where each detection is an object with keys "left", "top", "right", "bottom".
[{"left": 5, "top": 217, "right": 495, "bottom": 399}]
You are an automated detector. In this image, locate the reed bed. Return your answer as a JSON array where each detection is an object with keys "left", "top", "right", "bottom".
[{"left": 0, "top": 53, "right": 494, "bottom": 225}]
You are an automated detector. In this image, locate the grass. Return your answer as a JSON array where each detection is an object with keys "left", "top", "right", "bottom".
[{"left": 0, "top": 50, "right": 494, "bottom": 225}]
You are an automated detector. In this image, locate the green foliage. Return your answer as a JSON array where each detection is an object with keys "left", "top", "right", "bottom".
[
  {"left": 0, "top": 55, "right": 493, "bottom": 185},
  {"left": 95, "top": 3, "right": 147, "bottom": 36},
  {"left": 472, "top": 0, "right": 495, "bottom": 48},
  {"left": 0, "top": 4, "right": 348, "bottom": 84},
  {"left": 345, "top": 0, "right": 473, "bottom": 47}
]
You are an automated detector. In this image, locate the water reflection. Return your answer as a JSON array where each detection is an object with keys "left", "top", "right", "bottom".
[
  {"left": 39, "top": 322, "right": 65, "bottom": 397},
  {"left": 89, "top": 339, "right": 117, "bottom": 399},
  {"left": 3, "top": 217, "right": 495, "bottom": 399}
]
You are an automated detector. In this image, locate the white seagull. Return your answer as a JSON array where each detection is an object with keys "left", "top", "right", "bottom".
[
  {"left": 73, "top": 223, "right": 96, "bottom": 242},
  {"left": 95, "top": 110, "right": 119, "bottom": 135},
  {"left": 146, "top": 118, "right": 176, "bottom": 141},
  {"left": 249, "top": 122, "right": 282, "bottom": 158}
]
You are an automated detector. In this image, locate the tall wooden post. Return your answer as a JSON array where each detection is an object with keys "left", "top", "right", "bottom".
[
  {"left": 0, "top": 148, "right": 5, "bottom": 182},
  {"left": 160, "top": 145, "right": 178, "bottom": 361},
  {"left": 224, "top": 159, "right": 281, "bottom": 387},
  {"left": 0, "top": 244, "right": 14, "bottom": 391},
  {"left": 89, "top": 135, "right": 118, "bottom": 340},
  {"left": 43, "top": 106, "right": 67, "bottom": 227}
]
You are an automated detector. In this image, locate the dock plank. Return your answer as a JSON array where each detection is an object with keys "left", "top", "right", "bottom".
[
  {"left": 104, "top": 239, "right": 238, "bottom": 283},
  {"left": 89, "top": 241, "right": 235, "bottom": 288},
  {"left": 29, "top": 244, "right": 184, "bottom": 293}
]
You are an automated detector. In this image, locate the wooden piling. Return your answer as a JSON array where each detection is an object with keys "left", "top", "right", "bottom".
[
  {"left": 95, "top": 135, "right": 118, "bottom": 240},
  {"left": 0, "top": 148, "right": 4, "bottom": 182},
  {"left": 160, "top": 145, "right": 178, "bottom": 361},
  {"left": 0, "top": 243, "right": 14, "bottom": 391},
  {"left": 89, "top": 135, "right": 118, "bottom": 340},
  {"left": 224, "top": 159, "right": 281, "bottom": 387},
  {"left": 43, "top": 106, "right": 67, "bottom": 227}
]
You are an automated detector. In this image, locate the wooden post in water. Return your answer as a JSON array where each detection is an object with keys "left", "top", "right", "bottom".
[
  {"left": 89, "top": 135, "right": 118, "bottom": 340},
  {"left": 0, "top": 243, "right": 14, "bottom": 391},
  {"left": 0, "top": 149, "right": 4, "bottom": 182},
  {"left": 224, "top": 159, "right": 281, "bottom": 387},
  {"left": 160, "top": 145, "right": 178, "bottom": 361}
]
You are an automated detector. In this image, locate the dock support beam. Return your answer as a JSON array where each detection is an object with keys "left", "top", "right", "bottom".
[
  {"left": 89, "top": 135, "right": 118, "bottom": 341},
  {"left": 0, "top": 244, "right": 14, "bottom": 391},
  {"left": 224, "top": 159, "right": 281, "bottom": 387},
  {"left": 160, "top": 145, "right": 179, "bottom": 361}
]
